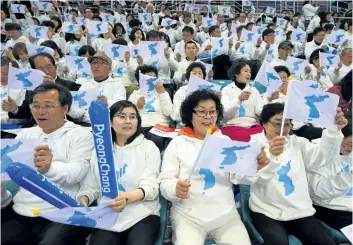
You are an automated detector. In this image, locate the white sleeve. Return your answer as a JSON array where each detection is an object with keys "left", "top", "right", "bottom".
[
  {"left": 107, "top": 84, "right": 126, "bottom": 106},
  {"left": 158, "top": 91, "right": 173, "bottom": 117},
  {"left": 327, "top": 67, "right": 340, "bottom": 85},
  {"left": 171, "top": 88, "right": 185, "bottom": 122},
  {"left": 44, "top": 129, "right": 94, "bottom": 185},
  {"left": 167, "top": 51, "right": 179, "bottom": 72},
  {"left": 139, "top": 141, "right": 161, "bottom": 201},
  {"left": 159, "top": 138, "right": 182, "bottom": 202},
  {"left": 221, "top": 86, "right": 241, "bottom": 123}
]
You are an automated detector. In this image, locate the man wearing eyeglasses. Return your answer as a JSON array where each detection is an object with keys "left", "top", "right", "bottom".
[
  {"left": 2, "top": 83, "right": 94, "bottom": 245},
  {"left": 2, "top": 52, "right": 88, "bottom": 126}
]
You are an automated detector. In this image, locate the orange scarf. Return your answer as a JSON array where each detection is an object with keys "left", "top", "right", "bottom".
[{"left": 178, "top": 126, "right": 218, "bottom": 138}]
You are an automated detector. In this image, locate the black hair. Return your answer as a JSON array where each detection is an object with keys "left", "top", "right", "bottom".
[
  {"left": 78, "top": 45, "right": 96, "bottom": 57},
  {"left": 262, "top": 28, "right": 275, "bottom": 39},
  {"left": 208, "top": 25, "right": 219, "bottom": 35},
  {"left": 129, "top": 18, "right": 141, "bottom": 28},
  {"left": 182, "top": 26, "right": 194, "bottom": 35},
  {"left": 237, "top": 25, "right": 247, "bottom": 35},
  {"left": 338, "top": 70, "right": 352, "bottom": 102},
  {"left": 324, "top": 23, "right": 334, "bottom": 31},
  {"left": 146, "top": 30, "right": 161, "bottom": 40},
  {"left": 41, "top": 20, "right": 55, "bottom": 29},
  {"left": 180, "top": 90, "right": 224, "bottom": 128},
  {"left": 106, "top": 10, "right": 114, "bottom": 15},
  {"left": 30, "top": 83, "right": 72, "bottom": 111},
  {"left": 303, "top": 1, "right": 310, "bottom": 6},
  {"left": 29, "top": 52, "right": 56, "bottom": 69},
  {"left": 228, "top": 58, "right": 251, "bottom": 81},
  {"left": 134, "top": 65, "right": 158, "bottom": 81},
  {"left": 1, "top": 57, "right": 19, "bottom": 68},
  {"left": 256, "top": 18, "right": 262, "bottom": 25},
  {"left": 41, "top": 40, "right": 64, "bottom": 58},
  {"left": 109, "top": 100, "right": 143, "bottom": 145},
  {"left": 309, "top": 48, "right": 324, "bottom": 64},
  {"left": 129, "top": 27, "right": 145, "bottom": 42},
  {"left": 184, "top": 40, "right": 198, "bottom": 50},
  {"left": 65, "top": 25, "right": 85, "bottom": 42},
  {"left": 69, "top": 9, "right": 79, "bottom": 15},
  {"left": 317, "top": 11, "right": 327, "bottom": 21},
  {"left": 50, "top": 16, "right": 62, "bottom": 33},
  {"left": 185, "top": 62, "right": 207, "bottom": 81},
  {"left": 92, "top": 15, "right": 102, "bottom": 21},
  {"left": 160, "top": 32, "right": 172, "bottom": 48},
  {"left": 320, "top": 19, "right": 330, "bottom": 27},
  {"left": 246, "top": 22, "right": 255, "bottom": 30},
  {"left": 112, "top": 23, "right": 126, "bottom": 37},
  {"left": 32, "top": 17, "right": 40, "bottom": 26},
  {"left": 4, "top": 22, "right": 21, "bottom": 31},
  {"left": 112, "top": 38, "right": 128, "bottom": 46},
  {"left": 274, "top": 65, "right": 290, "bottom": 77},
  {"left": 260, "top": 103, "right": 285, "bottom": 125},
  {"left": 12, "top": 42, "right": 28, "bottom": 60},
  {"left": 342, "top": 112, "right": 352, "bottom": 138},
  {"left": 267, "top": 23, "right": 276, "bottom": 29},
  {"left": 313, "top": 26, "right": 326, "bottom": 36},
  {"left": 293, "top": 12, "right": 301, "bottom": 18},
  {"left": 284, "top": 16, "right": 290, "bottom": 22}
]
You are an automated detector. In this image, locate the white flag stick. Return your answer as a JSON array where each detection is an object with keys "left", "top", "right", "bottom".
[{"left": 280, "top": 79, "right": 292, "bottom": 136}]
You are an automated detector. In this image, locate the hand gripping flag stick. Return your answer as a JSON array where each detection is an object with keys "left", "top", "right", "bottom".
[
  {"left": 6, "top": 162, "right": 82, "bottom": 209},
  {"left": 88, "top": 100, "right": 119, "bottom": 199}
]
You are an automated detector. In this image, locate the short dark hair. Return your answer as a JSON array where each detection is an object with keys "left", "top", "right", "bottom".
[
  {"left": 228, "top": 58, "right": 251, "bottom": 81},
  {"left": 262, "top": 28, "right": 275, "bottom": 39},
  {"left": 309, "top": 48, "right": 324, "bottom": 64},
  {"left": 129, "top": 27, "right": 145, "bottom": 42},
  {"left": 112, "top": 38, "right": 128, "bottom": 46},
  {"left": 267, "top": 23, "right": 276, "bottom": 29},
  {"left": 146, "top": 30, "right": 161, "bottom": 40},
  {"left": 41, "top": 40, "right": 64, "bottom": 58},
  {"left": 260, "top": 103, "right": 285, "bottom": 125},
  {"left": 180, "top": 90, "right": 224, "bottom": 128},
  {"left": 134, "top": 65, "right": 158, "bottom": 81},
  {"left": 293, "top": 12, "right": 301, "bottom": 18},
  {"left": 274, "top": 65, "right": 290, "bottom": 77},
  {"left": 182, "top": 26, "right": 194, "bottom": 35},
  {"left": 50, "top": 16, "right": 62, "bottom": 32},
  {"left": 30, "top": 83, "right": 72, "bottom": 111},
  {"left": 185, "top": 62, "right": 207, "bottom": 81},
  {"left": 69, "top": 9, "right": 79, "bottom": 15},
  {"left": 29, "top": 53, "right": 56, "bottom": 69},
  {"left": 342, "top": 112, "right": 352, "bottom": 138},
  {"left": 12, "top": 42, "right": 28, "bottom": 60},
  {"left": 324, "top": 23, "right": 334, "bottom": 31},
  {"left": 1, "top": 57, "right": 19, "bottom": 68},
  {"left": 113, "top": 23, "right": 126, "bottom": 37},
  {"left": 237, "top": 25, "right": 247, "bottom": 35},
  {"left": 129, "top": 18, "right": 141, "bottom": 28},
  {"left": 109, "top": 100, "right": 142, "bottom": 145},
  {"left": 92, "top": 15, "right": 102, "bottom": 21},
  {"left": 78, "top": 45, "right": 96, "bottom": 57},
  {"left": 41, "top": 20, "right": 55, "bottom": 29},
  {"left": 5, "top": 22, "right": 21, "bottom": 31},
  {"left": 184, "top": 40, "right": 198, "bottom": 50},
  {"left": 338, "top": 70, "right": 352, "bottom": 102},
  {"left": 313, "top": 26, "right": 326, "bottom": 36},
  {"left": 209, "top": 25, "right": 219, "bottom": 35}
]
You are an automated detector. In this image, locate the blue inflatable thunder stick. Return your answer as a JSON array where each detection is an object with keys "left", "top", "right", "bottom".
[
  {"left": 88, "top": 100, "right": 119, "bottom": 199},
  {"left": 6, "top": 162, "right": 82, "bottom": 209}
]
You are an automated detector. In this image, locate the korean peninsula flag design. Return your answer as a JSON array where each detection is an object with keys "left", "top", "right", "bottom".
[
  {"left": 253, "top": 60, "right": 282, "bottom": 97},
  {"left": 240, "top": 29, "right": 259, "bottom": 46},
  {"left": 87, "top": 20, "right": 108, "bottom": 35},
  {"left": 11, "top": 4, "right": 26, "bottom": 14},
  {"left": 38, "top": 2, "right": 52, "bottom": 12},
  {"left": 218, "top": 6, "right": 230, "bottom": 16},
  {"left": 64, "top": 13, "right": 73, "bottom": 23},
  {"left": 1, "top": 139, "right": 40, "bottom": 181},
  {"left": 26, "top": 43, "right": 55, "bottom": 57},
  {"left": 62, "top": 22, "right": 81, "bottom": 34},
  {"left": 265, "top": 6, "right": 276, "bottom": 15},
  {"left": 138, "top": 13, "right": 152, "bottom": 23},
  {"left": 285, "top": 81, "right": 340, "bottom": 131},
  {"left": 252, "top": 26, "right": 266, "bottom": 36},
  {"left": 187, "top": 75, "right": 221, "bottom": 95},
  {"left": 138, "top": 41, "right": 167, "bottom": 59},
  {"left": 100, "top": 13, "right": 115, "bottom": 25},
  {"left": 65, "top": 56, "right": 92, "bottom": 76},
  {"left": 202, "top": 17, "right": 218, "bottom": 28},
  {"left": 319, "top": 52, "right": 340, "bottom": 68},
  {"left": 139, "top": 73, "right": 159, "bottom": 95},
  {"left": 103, "top": 43, "right": 130, "bottom": 61},
  {"left": 29, "top": 25, "right": 48, "bottom": 39},
  {"left": 194, "top": 134, "right": 261, "bottom": 176},
  {"left": 276, "top": 17, "right": 288, "bottom": 28},
  {"left": 71, "top": 89, "right": 100, "bottom": 109},
  {"left": 8, "top": 66, "right": 45, "bottom": 90},
  {"left": 277, "top": 161, "right": 295, "bottom": 196},
  {"left": 291, "top": 31, "right": 306, "bottom": 43},
  {"left": 243, "top": 0, "right": 253, "bottom": 7},
  {"left": 327, "top": 30, "right": 348, "bottom": 46},
  {"left": 161, "top": 18, "right": 177, "bottom": 27},
  {"left": 75, "top": 17, "right": 87, "bottom": 26},
  {"left": 286, "top": 56, "right": 309, "bottom": 76},
  {"left": 38, "top": 197, "right": 118, "bottom": 229},
  {"left": 211, "top": 37, "right": 229, "bottom": 56}
]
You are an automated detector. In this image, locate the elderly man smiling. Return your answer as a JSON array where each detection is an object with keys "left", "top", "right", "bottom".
[{"left": 79, "top": 51, "right": 126, "bottom": 106}]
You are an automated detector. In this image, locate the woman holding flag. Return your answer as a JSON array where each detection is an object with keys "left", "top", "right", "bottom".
[
  {"left": 159, "top": 89, "right": 271, "bottom": 245},
  {"left": 249, "top": 103, "right": 348, "bottom": 245},
  {"left": 78, "top": 100, "right": 161, "bottom": 245}
]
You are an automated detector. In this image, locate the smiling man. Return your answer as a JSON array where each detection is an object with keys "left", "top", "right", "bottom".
[{"left": 1, "top": 83, "right": 94, "bottom": 245}]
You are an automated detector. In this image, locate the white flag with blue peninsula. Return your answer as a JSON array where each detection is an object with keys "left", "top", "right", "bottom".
[
  {"left": 71, "top": 89, "right": 100, "bottom": 109},
  {"left": 202, "top": 17, "right": 217, "bottom": 28},
  {"left": 327, "top": 30, "right": 348, "bottom": 46},
  {"left": 291, "top": 31, "right": 306, "bottom": 43},
  {"left": 286, "top": 81, "right": 340, "bottom": 131},
  {"left": 29, "top": 25, "right": 48, "bottom": 39},
  {"left": 138, "top": 41, "right": 167, "bottom": 59},
  {"left": 1, "top": 139, "right": 41, "bottom": 181},
  {"left": 8, "top": 66, "right": 44, "bottom": 90},
  {"left": 138, "top": 13, "right": 152, "bottom": 23},
  {"left": 187, "top": 75, "right": 221, "bottom": 95},
  {"left": 100, "top": 13, "right": 115, "bottom": 24},
  {"left": 87, "top": 20, "right": 108, "bottom": 35},
  {"left": 26, "top": 43, "right": 54, "bottom": 57},
  {"left": 218, "top": 6, "right": 230, "bottom": 16},
  {"left": 75, "top": 17, "right": 87, "bottom": 26},
  {"left": 161, "top": 18, "right": 177, "bottom": 27},
  {"left": 38, "top": 197, "right": 118, "bottom": 229},
  {"left": 319, "top": 52, "right": 340, "bottom": 68},
  {"left": 243, "top": 0, "right": 253, "bottom": 7},
  {"left": 286, "top": 56, "right": 309, "bottom": 76},
  {"left": 11, "top": 4, "right": 26, "bottom": 13},
  {"left": 139, "top": 73, "right": 159, "bottom": 96},
  {"left": 276, "top": 18, "right": 288, "bottom": 28},
  {"left": 103, "top": 43, "right": 130, "bottom": 60},
  {"left": 211, "top": 37, "right": 229, "bottom": 56},
  {"left": 240, "top": 29, "right": 259, "bottom": 46},
  {"left": 265, "top": 6, "right": 276, "bottom": 15},
  {"left": 38, "top": 2, "right": 52, "bottom": 12},
  {"left": 253, "top": 60, "right": 282, "bottom": 97},
  {"left": 65, "top": 56, "right": 92, "bottom": 76},
  {"left": 64, "top": 13, "right": 73, "bottom": 23},
  {"left": 194, "top": 135, "right": 261, "bottom": 176},
  {"left": 62, "top": 22, "right": 81, "bottom": 34},
  {"left": 252, "top": 26, "right": 266, "bottom": 36}
]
